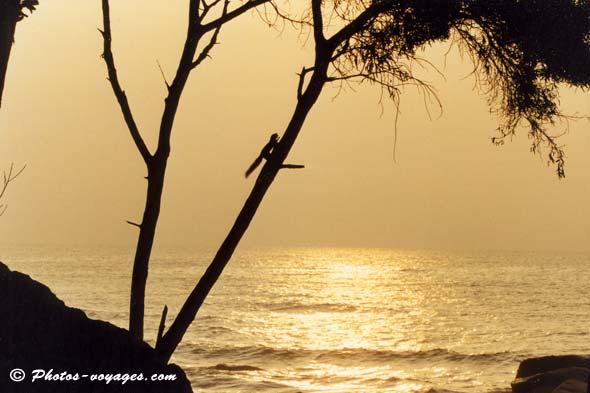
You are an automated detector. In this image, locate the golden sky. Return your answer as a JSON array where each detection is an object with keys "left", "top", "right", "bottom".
[{"left": 0, "top": 0, "right": 589, "bottom": 251}]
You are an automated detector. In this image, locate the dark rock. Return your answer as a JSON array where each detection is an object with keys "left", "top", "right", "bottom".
[
  {"left": 0, "top": 261, "right": 193, "bottom": 393},
  {"left": 517, "top": 356, "right": 590, "bottom": 379},
  {"left": 512, "top": 356, "right": 590, "bottom": 393},
  {"left": 552, "top": 379, "right": 586, "bottom": 393},
  {"left": 512, "top": 367, "right": 588, "bottom": 393}
]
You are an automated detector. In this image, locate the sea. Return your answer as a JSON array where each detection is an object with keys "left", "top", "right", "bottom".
[{"left": 3, "top": 245, "right": 590, "bottom": 393}]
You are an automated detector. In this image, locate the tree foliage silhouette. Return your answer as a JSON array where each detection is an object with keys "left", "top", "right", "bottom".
[
  {"left": 0, "top": 0, "right": 38, "bottom": 107},
  {"left": 154, "top": 0, "right": 590, "bottom": 361},
  {"left": 0, "top": 0, "right": 36, "bottom": 214}
]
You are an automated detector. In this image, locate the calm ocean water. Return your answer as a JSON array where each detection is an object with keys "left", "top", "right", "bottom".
[{"left": 3, "top": 246, "right": 590, "bottom": 392}]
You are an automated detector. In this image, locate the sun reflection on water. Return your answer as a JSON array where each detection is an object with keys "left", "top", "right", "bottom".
[
  {"left": 10, "top": 246, "right": 582, "bottom": 392},
  {"left": 169, "top": 248, "right": 522, "bottom": 392}
]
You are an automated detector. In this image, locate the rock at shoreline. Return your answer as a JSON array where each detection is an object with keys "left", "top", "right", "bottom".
[
  {"left": 0, "top": 261, "right": 193, "bottom": 393},
  {"left": 553, "top": 379, "right": 587, "bottom": 393},
  {"left": 512, "top": 356, "right": 590, "bottom": 393}
]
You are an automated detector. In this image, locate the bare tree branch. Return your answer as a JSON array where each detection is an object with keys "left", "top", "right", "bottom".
[
  {"left": 199, "top": 0, "right": 223, "bottom": 21},
  {"left": 100, "top": 0, "right": 152, "bottom": 165},
  {"left": 155, "top": 304, "right": 168, "bottom": 348},
  {"left": 191, "top": 0, "right": 229, "bottom": 69},
  {"left": 311, "top": 0, "right": 325, "bottom": 47},
  {"left": 0, "top": 163, "right": 25, "bottom": 217},
  {"left": 263, "top": 1, "right": 312, "bottom": 29},
  {"left": 201, "top": 0, "right": 270, "bottom": 33},
  {"left": 326, "top": 0, "right": 389, "bottom": 49}
]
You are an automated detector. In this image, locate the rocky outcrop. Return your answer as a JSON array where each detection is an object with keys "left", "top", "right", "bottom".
[
  {"left": 0, "top": 261, "right": 193, "bottom": 393},
  {"left": 512, "top": 356, "right": 590, "bottom": 393}
]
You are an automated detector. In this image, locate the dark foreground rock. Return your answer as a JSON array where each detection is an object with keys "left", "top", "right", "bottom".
[
  {"left": 0, "top": 261, "right": 193, "bottom": 393},
  {"left": 512, "top": 356, "right": 590, "bottom": 393}
]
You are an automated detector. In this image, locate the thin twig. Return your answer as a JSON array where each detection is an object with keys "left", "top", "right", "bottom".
[
  {"left": 280, "top": 164, "right": 305, "bottom": 169},
  {"left": 126, "top": 220, "right": 142, "bottom": 228},
  {"left": 0, "top": 163, "right": 25, "bottom": 217},
  {"left": 156, "top": 60, "right": 170, "bottom": 90}
]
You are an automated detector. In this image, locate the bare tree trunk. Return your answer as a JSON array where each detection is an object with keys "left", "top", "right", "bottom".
[
  {"left": 101, "top": 13, "right": 230, "bottom": 336},
  {"left": 156, "top": 56, "right": 330, "bottom": 361},
  {"left": 101, "top": 0, "right": 201, "bottom": 340},
  {"left": 128, "top": 158, "right": 168, "bottom": 338},
  {"left": 101, "top": 0, "right": 268, "bottom": 341},
  {"left": 0, "top": 0, "right": 20, "bottom": 107},
  {"left": 127, "top": 67, "right": 197, "bottom": 341}
]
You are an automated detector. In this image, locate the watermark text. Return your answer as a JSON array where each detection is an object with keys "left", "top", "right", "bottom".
[{"left": 9, "top": 368, "right": 178, "bottom": 385}]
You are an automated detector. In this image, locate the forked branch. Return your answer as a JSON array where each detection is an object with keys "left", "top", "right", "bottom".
[
  {"left": 199, "top": 0, "right": 223, "bottom": 21},
  {"left": 201, "top": 0, "right": 270, "bottom": 32},
  {"left": 296, "top": 66, "right": 313, "bottom": 100},
  {"left": 191, "top": 0, "right": 230, "bottom": 69}
]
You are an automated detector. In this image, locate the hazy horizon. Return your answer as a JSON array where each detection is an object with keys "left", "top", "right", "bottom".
[{"left": 1, "top": 1, "right": 589, "bottom": 252}]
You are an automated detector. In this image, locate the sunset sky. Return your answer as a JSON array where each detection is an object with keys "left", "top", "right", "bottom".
[{"left": 0, "top": 0, "right": 589, "bottom": 251}]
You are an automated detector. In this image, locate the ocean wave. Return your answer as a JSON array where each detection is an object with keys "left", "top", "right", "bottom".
[
  {"left": 314, "top": 347, "right": 516, "bottom": 363},
  {"left": 203, "top": 325, "right": 237, "bottom": 334},
  {"left": 190, "top": 376, "right": 291, "bottom": 392},
  {"left": 207, "top": 363, "right": 265, "bottom": 372},
  {"left": 267, "top": 302, "right": 358, "bottom": 313},
  {"left": 189, "top": 344, "right": 516, "bottom": 365},
  {"left": 423, "top": 386, "right": 511, "bottom": 393}
]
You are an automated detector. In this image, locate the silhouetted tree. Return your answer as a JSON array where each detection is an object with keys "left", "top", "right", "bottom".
[
  {"left": 100, "top": 0, "right": 269, "bottom": 341},
  {"left": 154, "top": 0, "right": 590, "bottom": 361},
  {"left": 0, "top": 0, "right": 37, "bottom": 107}
]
